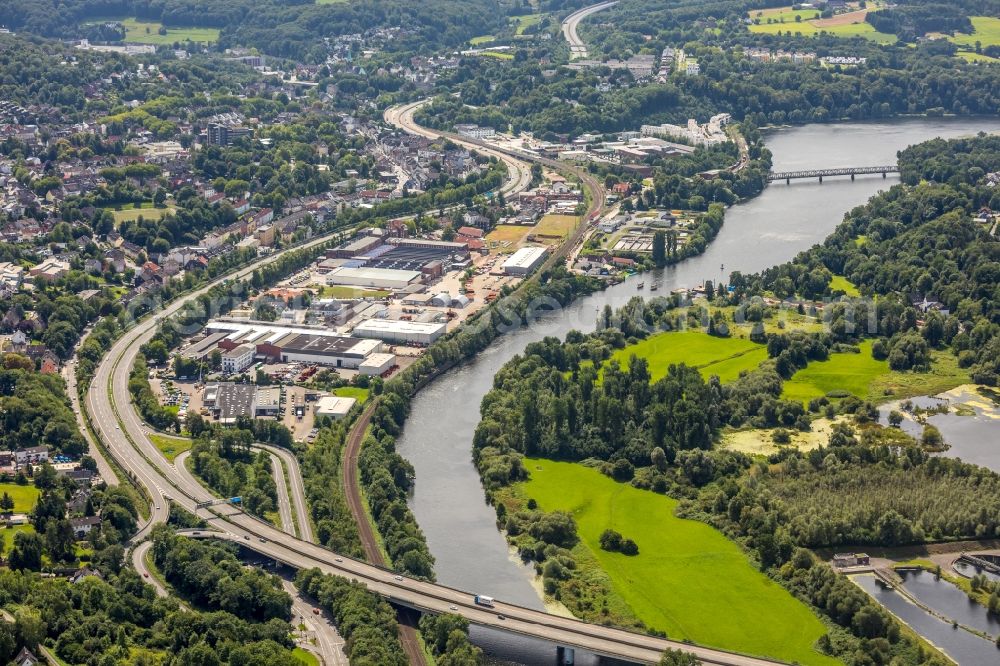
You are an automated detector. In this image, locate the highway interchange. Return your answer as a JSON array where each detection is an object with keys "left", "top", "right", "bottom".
[{"left": 78, "top": 91, "right": 789, "bottom": 666}]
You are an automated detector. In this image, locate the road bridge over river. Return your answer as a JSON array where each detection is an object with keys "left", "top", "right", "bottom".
[{"left": 770, "top": 165, "right": 899, "bottom": 183}]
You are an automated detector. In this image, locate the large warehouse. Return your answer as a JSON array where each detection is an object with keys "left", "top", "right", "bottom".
[
  {"left": 352, "top": 318, "right": 447, "bottom": 345},
  {"left": 203, "top": 321, "right": 385, "bottom": 368},
  {"left": 502, "top": 246, "right": 548, "bottom": 275},
  {"left": 325, "top": 266, "right": 422, "bottom": 290}
]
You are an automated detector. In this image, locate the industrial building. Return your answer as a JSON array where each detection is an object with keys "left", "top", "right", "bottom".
[
  {"left": 313, "top": 396, "right": 357, "bottom": 420},
  {"left": 254, "top": 386, "right": 281, "bottom": 417},
  {"left": 325, "top": 266, "right": 422, "bottom": 290},
  {"left": 502, "top": 246, "right": 549, "bottom": 276},
  {"left": 203, "top": 383, "right": 256, "bottom": 425},
  {"left": 275, "top": 334, "right": 382, "bottom": 368},
  {"left": 359, "top": 352, "right": 396, "bottom": 376},
  {"left": 221, "top": 344, "right": 255, "bottom": 374},
  {"left": 352, "top": 318, "right": 447, "bottom": 345}
]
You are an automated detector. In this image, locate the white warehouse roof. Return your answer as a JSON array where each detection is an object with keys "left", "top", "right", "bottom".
[{"left": 502, "top": 246, "right": 548, "bottom": 272}]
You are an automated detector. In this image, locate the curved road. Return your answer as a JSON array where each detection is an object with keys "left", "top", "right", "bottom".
[
  {"left": 563, "top": 1, "right": 618, "bottom": 60},
  {"left": 84, "top": 109, "right": 784, "bottom": 666}
]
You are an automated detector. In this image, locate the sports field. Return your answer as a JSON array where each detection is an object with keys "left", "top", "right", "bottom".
[
  {"left": 521, "top": 460, "right": 838, "bottom": 665},
  {"left": 0, "top": 482, "right": 40, "bottom": 513},
  {"left": 608, "top": 331, "right": 768, "bottom": 383},
  {"left": 107, "top": 202, "right": 175, "bottom": 225},
  {"left": 469, "top": 35, "right": 496, "bottom": 45}
]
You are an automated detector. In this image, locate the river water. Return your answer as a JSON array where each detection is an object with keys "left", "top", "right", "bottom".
[{"left": 394, "top": 118, "right": 1000, "bottom": 664}]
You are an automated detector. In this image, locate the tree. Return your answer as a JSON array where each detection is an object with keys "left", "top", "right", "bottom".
[
  {"left": 888, "top": 410, "right": 903, "bottom": 427},
  {"left": 921, "top": 424, "right": 943, "bottom": 448},
  {"left": 652, "top": 230, "right": 666, "bottom": 267},
  {"left": 9, "top": 530, "right": 43, "bottom": 570},
  {"left": 0, "top": 492, "right": 13, "bottom": 514},
  {"left": 599, "top": 529, "right": 623, "bottom": 551},
  {"left": 659, "top": 648, "right": 698, "bottom": 666},
  {"left": 650, "top": 446, "right": 667, "bottom": 472}
]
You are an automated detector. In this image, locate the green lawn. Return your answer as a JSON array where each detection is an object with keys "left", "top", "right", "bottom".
[
  {"left": 121, "top": 18, "right": 219, "bottom": 44},
  {"left": 150, "top": 434, "right": 192, "bottom": 463},
  {"left": 748, "top": 8, "right": 823, "bottom": 23},
  {"left": 479, "top": 51, "right": 514, "bottom": 60},
  {"left": 292, "top": 648, "right": 319, "bottom": 666},
  {"left": 749, "top": 16, "right": 896, "bottom": 43},
  {"left": 333, "top": 387, "right": 370, "bottom": 404},
  {"left": 469, "top": 35, "right": 496, "bottom": 45},
  {"left": 106, "top": 203, "right": 175, "bottom": 225},
  {"left": 948, "top": 17, "right": 1000, "bottom": 48},
  {"left": 511, "top": 13, "right": 544, "bottom": 35},
  {"left": 782, "top": 340, "right": 886, "bottom": 404},
  {"left": 521, "top": 460, "right": 838, "bottom": 665},
  {"left": 0, "top": 483, "right": 40, "bottom": 513},
  {"left": 0, "top": 524, "right": 35, "bottom": 553},
  {"left": 781, "top": 341, "right": 969, "bottom": 404},
  {"left": 828, "top": 275, "right": 860, "bottom": 296},
  {"left": 607, "top": 331, "right": 768, "bottom": 383},
  {"left": 958, "top": 51, "right": 1000, "bottom": 62}
]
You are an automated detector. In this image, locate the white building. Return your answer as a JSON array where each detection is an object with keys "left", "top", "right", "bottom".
[
  {"left": 502, "top": 246, "right": 549, "bottom": 276},
  {"left": 314, "top": 396, "right": 357, "bottom": 420},
  {"left": 352, "top": 319, "right": 447, "bottom": 345},
  {"left": 454, "top": 124, "right": 496, "bottom": 140},
  {"left": 685, "top": 60, "right": 700, "bottom": 76},
  {"left": 325, "top": 266, "right": 422, "bottom": 290},
  {"left": 359, "top": 352, "right": 396, "bottom": 376},
  {"left": 221, "top": 344, "right": 255, "bottom": 374}
]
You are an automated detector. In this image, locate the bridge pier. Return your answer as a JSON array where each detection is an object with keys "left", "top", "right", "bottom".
[
  {"left": 851, "top": 173, "right": 855, "bottom": 181},
  {"left": 818, "top": 175, "right": 822, "bottom": 183},
  {"left": 557, "top": 646, "right": 576, "bottom": 665},
  {"left": 785, "top": 177, "right": 790, "bottom": 185},
  {"left": 883, "top": 172, "right": 887, "bottom": 178}
]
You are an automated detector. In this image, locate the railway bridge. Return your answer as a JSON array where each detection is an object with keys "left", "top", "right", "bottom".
[{"left": 769, "top": 165, "right": 900, "bottom": 184}]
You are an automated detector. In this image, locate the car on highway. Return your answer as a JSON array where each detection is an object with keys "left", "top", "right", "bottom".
[
  {"left": 259, "top": 537, "right": 266, "bottom": 543},
  {"left": 143, "top": 573, "right": 149, "bottom": 578},
  {"left": 334, "top": 557, "right": 342, "bottom": 562},
  {"left": 394, "top": 575, "right": 403, "bottom": 581},
  {"left": 449, "top": 605, "right": 457, "bottom": 611},
  {"left": 312, "top": 609, "right": 320, "bottom": 615},
  {"left": 497, "top": 614, "right": 506, "bottom": 621},
  {"left": 244, "top": 535, "right": 250, "bottom": 540}
]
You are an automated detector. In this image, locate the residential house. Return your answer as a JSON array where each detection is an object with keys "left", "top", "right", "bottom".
[{"left": 69, "top": 516, "right": 101, "bottom": 537}]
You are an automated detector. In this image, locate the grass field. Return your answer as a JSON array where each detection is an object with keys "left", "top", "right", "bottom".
[
  {"left": 0, "top": 483, "right": 40, "bottom": 513},
  {"left": 828, "top": 275, "right": 860, "bottom": 296},
  {"left": 0, "top": 524, "right": 35, "bottom": 553},
  {"left": 106, "top": 202, "right": 175, "bottom": 225},
  {"left": 120, "top": 18, "right": 219, "bottom": 44},
  {"left": 333, "top": 386, "right": 370, "bottom": 404},
  {"left": 469, "top": 35, "right": 497, "bottom": 45},
  {"left": 748, "top": 10, "right": 896, "bottom": 43},
  {"left": 150, "top": 434, "right": 191, "bottom": 463},
  {"left": 479, "top": 51, "right": 514, "bottom": 60},
  {"left": 511, "top": 13, "right": 545, "bottom": 35},
  {"left": 533, "top": 214, "right": 579, "bottom": 242},
  {"left": 292, "top": 648, "right": 319, "bottom": 666},
  {"left": 782, "top": 340, "right": 969, "bottom": 404},
  {"left": 749, "top": 7, "right": 823, "bottom": 22},
  {"left": 608, "top": 331, "right": 768, "bottom": 383},
  {"left": 958, "top": 51, "right": 1000, "bottom": 62},
  {"left": 486, "top": 224, "right": 532, "bottom": 247},
  {"left": 948, "top": 17, "right": 1000, "bottom": 48},
  {"left": 521, "top": 460, "right": 838, "bottom": 665}
]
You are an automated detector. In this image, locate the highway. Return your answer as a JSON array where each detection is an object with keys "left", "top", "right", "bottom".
[
  {"left": 82, "top": 107, "right": 787, "bottom": 666},
  {"left": 562, "top": 1, "right": 618, "bottom": 60}
]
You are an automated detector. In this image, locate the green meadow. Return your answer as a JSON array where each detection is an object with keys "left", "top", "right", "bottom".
[
  {"left": 608, "top": 331, "right": 768, "bottom": 383},
  {"left": 521, "top": 460, "right": 839, "bottom": 665},
  {"left": 121, "top": 18, "right": 219, "bottom": 44},
  {"left": 150, "top": 433, "right": 192, "bottom": 463},
  {"left": 828, "top": 275, "right": 860, "bottom": 296},
  {"left": 0, "top": 483, "right": 40, "bottom": 513}
]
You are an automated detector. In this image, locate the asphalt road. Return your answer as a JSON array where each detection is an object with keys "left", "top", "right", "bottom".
[{"left": 562, "top": 1, "right": 618, "bottom": 60}]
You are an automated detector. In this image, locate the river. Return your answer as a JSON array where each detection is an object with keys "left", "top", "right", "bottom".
[{"left": 394, "top": 118, "right": 1000, "bottom": 664}]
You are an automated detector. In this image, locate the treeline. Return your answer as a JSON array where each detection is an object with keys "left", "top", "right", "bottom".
[
  {"left": 0, "top": 0, "right": 507, "bottom": 61},
  {"left": 300, "top": 419, "right": 365, "bottom": 556},
  {"left": 152, "top": 526, "right": 292, "bottom": 621},
  {"left": 129, "top": 354, "right": 181, "bottom": 431},
  {"left": 0, "top": 354, "right": 87, "bottom": 457},
  {"left": 690, "top": 443, "right": 1000, "bottom": 552},
  {"left": 363, "top": 394, "right": 435, "bottom": 580},
  {"left": 188, "top": 435, "right": 280, "bottom": 518},
  {"left": 753, "top": 134, "right": 1000, "bottom": 384},
  {"left": 0, "top": 565, "right": 301, "bottom": 666},
  {"left": 866, "top": 4, "right": 974, "bottom": 41}
]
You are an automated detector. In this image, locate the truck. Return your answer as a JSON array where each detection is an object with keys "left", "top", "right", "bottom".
[{"left": 474, "top": 595, "right": 494, "bottom": 608}]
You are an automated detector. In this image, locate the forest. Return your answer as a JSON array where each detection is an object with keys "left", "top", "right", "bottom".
[{"left": 0, "top": 354, "right": 87, "bottom": 457}]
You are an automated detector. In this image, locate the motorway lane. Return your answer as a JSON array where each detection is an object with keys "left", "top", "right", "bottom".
[
  {"left": 132, "top": 540, "right": 170, "bottom": 599},
  {"left": 257, "top": 443, "right": 314, "bottom": 543},
  {"left": 63, "top": 330, "right": 118, "bottom": 486},
  {"left": 562, "top": 1, "right": 618, "bottom": 59},
  {"left": 270, "top": 452, "right": 296, "bottom": 535}
]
